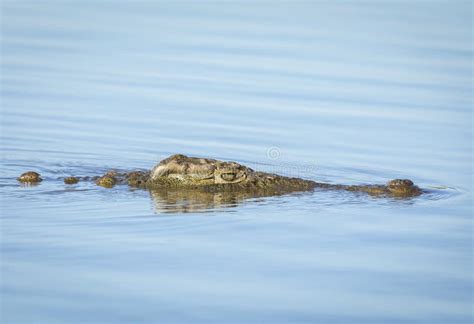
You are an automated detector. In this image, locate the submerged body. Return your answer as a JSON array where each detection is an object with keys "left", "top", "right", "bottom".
[{"left": 17, "top": 154, "right": 422, "bottom": 198}]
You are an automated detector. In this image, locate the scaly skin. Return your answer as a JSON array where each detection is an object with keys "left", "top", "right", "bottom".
[
  {"left": 17, "top": 154, "right": 422, "bottom": 198},
  {"left": 17, "top": 171, "right": 42, "bottom": 183}
]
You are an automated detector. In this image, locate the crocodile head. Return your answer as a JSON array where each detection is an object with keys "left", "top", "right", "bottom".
[
  {"left": 149, "top": 154, "right": 250, "bottom": 186},
  {"left": 146, "top": 154, "right": 317, "bottom": 195}
]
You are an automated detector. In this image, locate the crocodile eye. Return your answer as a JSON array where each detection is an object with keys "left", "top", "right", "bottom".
[{"left": 220, "top": 173, "right": 236, "bottom": 181}]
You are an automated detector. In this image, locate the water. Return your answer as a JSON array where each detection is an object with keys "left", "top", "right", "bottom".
[{"left": 1, "top": 2, "right": 472, "bottom": 323}]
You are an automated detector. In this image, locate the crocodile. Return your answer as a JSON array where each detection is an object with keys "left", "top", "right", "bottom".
[{"left": 17, "top": 154, "right": 422, "bottom": 198}]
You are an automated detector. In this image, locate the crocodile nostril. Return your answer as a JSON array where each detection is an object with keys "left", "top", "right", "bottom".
[{"left": 220, "top": 173, "right": 236, "bottom": 181}]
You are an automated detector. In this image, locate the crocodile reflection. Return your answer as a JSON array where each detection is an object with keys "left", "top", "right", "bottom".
[{"left": 148, "top": 188, "right": 298, "bottom": 213}]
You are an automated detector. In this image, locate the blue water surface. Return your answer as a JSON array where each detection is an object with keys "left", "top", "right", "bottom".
[{"left": 1, "top": 1, "right": 472, "bottom": 323}]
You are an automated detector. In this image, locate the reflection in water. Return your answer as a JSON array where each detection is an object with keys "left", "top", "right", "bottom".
[
  {"left": 148, "top": 186, "right": 458, "bottom": 213},
  {"left": 149, "top": 188, "right": 293, "bottom": 213}
]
